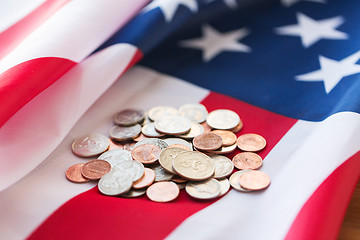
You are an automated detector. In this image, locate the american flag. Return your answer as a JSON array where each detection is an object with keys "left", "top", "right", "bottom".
[{"left": 0, "top": 0, "right": 359, "bottom": 239}]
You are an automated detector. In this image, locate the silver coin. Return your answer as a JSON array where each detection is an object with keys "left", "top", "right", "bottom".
[
  {"left": 150, "top": 164, "right": 174, "bottom": 181},
  {"left": 142, "top": 122, "right": 165, "bottom": 137},
  {"left": 207, "top": 143, "right": 237, "bottom": 155},
  {"left": 148, "top": 106, "right": 178, "bottom": 121},
  {"left": 163, "top": 138, "right": 193, "bottom": 149},
  {"left": 178, "top": 122, "right": 204, "bottom": 140},
  {"left": 114, "top": 160, "right": 144, "bottom": 182},
  {"left": 113, "top": 109, "right": 145, "bottom": 126},
  {"left": 154, "top": 115, "right": 191, "bottom": 135},
  {"left": 175, "top": 182, "right": 187, "bottom": 190},
  {"left": 72, "top": 133, "right": 109, "bottom": 157},
  {"left": 109, "top": 124, "right": 141, "bottom": 141},
  {"left": 133, "top": 138, "right": 168, "bottom": 150},
  {"left": 229, "top": 170, "right": 252, "bottom": 192},
  {"left": 98, "top": 149, "right": 132, "bottom": 167},
  {"left": 206, "top": 109, "right": 240, "bottom": 130},
  {"left": 159, "top": 147, "right": 187, "bottom": 174},
  {"left": 178, "top": 103, "right": 208, "bottom": 123},
  {"left": 98, "top": 168, "right": 133, "bottom": 196},
  {"left": 185, "top": 178, "right": 221, "bottom": 200},
  {"left": 121, "top": 188, "right": 146, "bottom": 198},
  {"left": 218, "top": 178, "right": 230, "bottom": 196},
  {"left": 210, "top": 155, "right": 234, "bottom": 179}
]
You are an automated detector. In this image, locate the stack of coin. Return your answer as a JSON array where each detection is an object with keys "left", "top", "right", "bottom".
[{"left": 66, "top": 103, "right": 271, "bottom": 202}]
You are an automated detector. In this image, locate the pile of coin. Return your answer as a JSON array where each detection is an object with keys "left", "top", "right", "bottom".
[{"left": 66, "top": 104, "right": 271, "bottom": 202}]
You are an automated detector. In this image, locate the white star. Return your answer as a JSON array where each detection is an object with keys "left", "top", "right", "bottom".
[
  {"left": 296, "top": 50, "right": 360, "bottom": 93},
  {"left": 281, "top": 0, "right": 326, "bottom": 7},
  {"left": 275, "top": 12, "right": 348, "bottom": 48},
  {"left": 142, "top": 0, "right": 197, "bottom": 22},
  {"left": 179, "top": 24, "right": 251, "bottom": 62}
]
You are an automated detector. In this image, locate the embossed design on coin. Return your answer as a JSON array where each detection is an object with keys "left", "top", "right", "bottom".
[
  {"left": 72, "top": 133, "right": 109, "bottom": 157},
  {"left": 150, "top": 164, "right": 174, "bottom": 181},
  {"left": 132, "top": 144, "right": 162, "bottom": 164},
  {"left": 210, "top": 155, "right": 234, "bottom": 179},
  {"left": 236, "top": 133, "right": 266, "bottom": 152},
  {"left": 164, "top": 138, "right": 192, "bottom": 150},
  {"left": 206, "top": 109, "right": 240, "bottom": 130},
  {"left": 179, "top": 122, "right": 204, "bottom": 139},
  {"left": 185, "top": 178, "right": 221, "bottom": 200},
  {"left": 109, "top": 124, "right": 141, "bottom": 141},
  {"left": 146, "top": 181, "right": 179, "bottom": 202},
  {"left": 148, "top": 106, "right": 178, "bottom": 121},
  {"left": 121, "top": 188, "right": 146, "bottom": 198},
  {"left": 232, "top": 152, "right": 263, "bottom": 170},
  {"left": 81, "top": 160, "right": 111, "bottom": 180},
  {"left": 193, "top": 132, "right": 223, "bottom": 151},
  {"left": 159, "top": 147, "right": 187, "bottom": 174},
  {"left": 229, "top": 170, "right": 252, "bottom": 192},
  {"left": 66, "top": 163, "right": 90, "bottom": 183},
  {"left": 155, "top": 115, "right": 191, "bottom": 135},
  {"left": 142, "top": 123, "right": 165, "bottom": 137},
  {"left": 173, "top": 151, "right": 215, "bottom": 181},
  {"left": 239, "top": 170, "right": 270, "bottom": 191},
  {"left": 98, "top": 169, "right": 133, "bottom": 196},
  {"left": 114, "top": 160, "right": 144, "bottom": 182},
  {"left": 178, "top": 103, "right": 208, "bottom": 123},
  {"left": 134, "top": 138, "right": 168, "bottom": 150},
  {"left": 218, "top": 178, "right": 230, "bottom": 196},
  {"left": 113, "top": 109, "right": 144, "bottom": 126},
  {"left": 98, "top": 149, "right": 132, "bottom": 167},
  {"left": 132, "top": 168, "right": 155, "bottom": 189},
  {"left": 211, "top": 130, "right": 237, "bottom": 146}
]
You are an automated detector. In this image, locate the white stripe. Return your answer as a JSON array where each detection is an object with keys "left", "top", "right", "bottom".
[
  {"left": 0, "top": 65, "right": 209, "bottom": 240},
  {"left": 167, "top": 111, "right": 360, "bottom": 240},
  {"left": 0, "top": 0, "right": 148, "bottom": 73},
  {"left": 0, "top": 0, "right": 45, "bottom": 33}
]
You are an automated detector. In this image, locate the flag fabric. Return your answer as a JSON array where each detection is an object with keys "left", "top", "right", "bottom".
[{"left": 0, "top": 0, "right": 359, "bottom": 239}]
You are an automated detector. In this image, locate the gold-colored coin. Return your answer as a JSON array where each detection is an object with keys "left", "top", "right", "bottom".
[
  {"left": 206, "top": 109, "right": 240, "bottom": 130},
  {"left": 159, "top": 147, "right": 187, "bottom": 174},
  {"left": 172, "top": 151, "right": 214, "bottom": 181},
  {"left": 178, "top": 122, "right": 204, "bottom": 139},
  {"left": 185, "top": 178, "right": 221, "bottom": 200},
  {"left": 232, "top": 152, "right": 263, "bottom": 170},
  {"left": 236, "top": 133, "right": 266, "bottom": 152}
]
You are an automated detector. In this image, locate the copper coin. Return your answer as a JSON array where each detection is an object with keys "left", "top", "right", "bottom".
[
  {"left": 113, "top": 109, "right": 145, "bottom": 126},
  {"left": 65, "top": 163, "right": 90, "bottom": 183},
  {"left": 239, "top": 170, "right": 270, "bottom": 191},
  {"left": 146, "top": 181, "right": 180, "bottom": 202},
  {"left": 200, "top": 121, "right": 212, "bottom": 133},
  {"left": 109, "top": 124, "right": 142, "bottom": 141},
  {"left": 232, "top": 152, "right": 263, "bottom": 170},
  {"left": 229, "top": 120, "right": 243, "bottom": 133},
  {"left": 133, "top": 133, "right": 150, "bottom": 142},
  {"left": 131, "top": 144, "right": 162, "bottom": 164},
  {"left": 236, "top": 133, "right": 266, "bottom": 152},
  {"left": 168, "top": 144, "right": 192, "bottom": 151},
  {"left": 211, "top": 130, "right": 237, "bottom": 146},
  {"left": 132, "top": 168, "right": 156, "bottom": 189},
  {"left": 108, "top": 140, "right": 123, "bottom": 150},
  {"left": 171, "top": 175, "right": 188, "bottom": 183},
  {"left": 193, "top": 132, "right": 223, "bottom": 151},
  {"left": 72, "top": 133, "right": 110, "bottom": 157},
  {"left": 81, "top": 160, "right": 111, "bottom": 180}
]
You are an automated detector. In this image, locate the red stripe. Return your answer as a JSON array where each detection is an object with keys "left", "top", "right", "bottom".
[
  {"left": 0, "top": 57, "right": 76, "bottom": 127},
  {"left": 27, "top": 92, "right": 296, "bottom": 240},
  {"left": 285, "top": 151, "right": 360, "bottom": 240},
  {"left": 0, "top": 0, "right": 70, "bottom": 59}
]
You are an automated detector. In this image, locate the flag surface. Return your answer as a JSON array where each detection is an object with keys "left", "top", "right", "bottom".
[{"left": 0, "top": 0, "right": 359, "bottom": 240}]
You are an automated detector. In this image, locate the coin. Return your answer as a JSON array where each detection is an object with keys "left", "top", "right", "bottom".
[
  {"left": 218, "top": 178, "right": 230, "bottom": 196},
  {"left": 210, "top": 155, "right": 234, "bottom": 179},
  {"left": 133, "top": 133, "right": 150, "bottom": 142},
  {"left": 98, "top": 149, "right": 132, "bottom": 167},
  {"left": 178, "top": 122, "right": 204, "bottom": 139},
  {"left": 134, "top": 138, "right": 168, "bottom": 150},
  {"left": 206, "top": 143, "right": 237, "bottom": 155},
  {"left": 109, "top": 124, "right": 142, "bottom": 141},
  {"left": 65, "top": 163, "right": 90, "bottom": 183},
  {"left": 206, "top": 109, "right": 240, "bottom": 130},
  {"left": 113, "top": 109, "right": 145, "bottom": 126},
  {"left": 185, "top": 178, "right": 221, "bottom": 200},
  {"left": 171, "top": 175, "right": 188, "bottom": 183},
  {"left": 175, "top": 182, "right": 187, "bottom": 189},
  {"left": 229, "top": 120, "right": 243, "bottom": 133},
  {"left": 148, "top": 106, "right": 178, "bottom": 121},
  {"left": 146, "top": 181, "right": 179, "bottom": 202},
  {"left": 168, "top": 144, "right": 192, "bottom": 151},
  {"left": 150, "top": 164, "right": 174, "bottom": 181},
  {"left": 81, "top": 160, "right": 111, "bottom": 180},
  {"left": 123, "top": 142, "right": 136, "bottom": 152},
  {"left": 131, "top": 144, "right": 162, "bottom": 164},
  {"left": 193, "top": 132, "right": 223, "bottom": 151},
  {"left": 154, "top": 115, "right": 191, "bottom": 135},
  {"left": 132, "top": 168, "right": 156, "bottom": 189},
  {"left": 232, "top": 152, "right": 263, "bottom": 170},
  {"left": 236, "top": 133, "right": 266, "bottom": 152},
  {"left": 178, "top": 103, "right": 208, "bottom": 123},
  {"left": 159, "top": 147, "right": 187, "bottom": 174},
  {"left": 142, "top": 123, "right": 165, "bottom": 137},
  {"left": 239, "top": 170, "right": 270, "bottom": 191},
  {"left": 108, "top": 140, "right": 122, "bottom": 150},
  {"left": 229, "top": 170, "right": 252, "bottom": 192},
  {"left": 121, "top": 188, "right": 146, "bottom": 198},
  {"left": 163, "top": 138, "right": 192, "bottom": 150},
  {"left": 211, "top": 130, "right": 237, "bottom": 146},
  {"left": 200, "top": 121, "right": 212, "bottom": 133},
  {"left": 173, "top": 151, "right": 215, "bottom": 181},
  {"left": 98, "top": 168, "right": 133, "bottom": 196},
  {"left": 114, "top": 160, "right": 144, "bottom": 182},
  {"left": 72, "top": 133, "right": 110, "bottom": 157}
]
